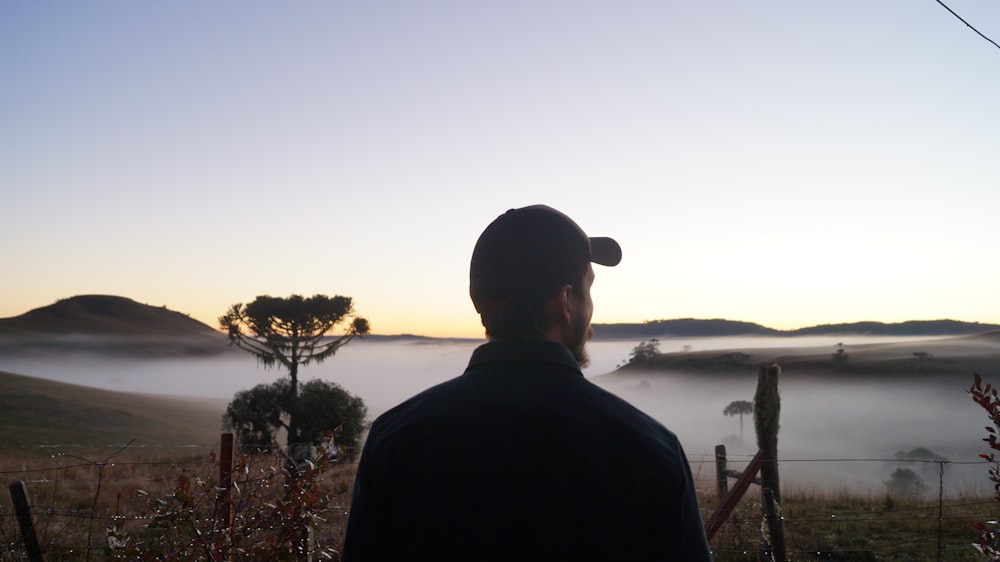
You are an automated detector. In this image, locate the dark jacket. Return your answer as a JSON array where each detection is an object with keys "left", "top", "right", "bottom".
[{"left": 342, "top": 340, "right": 713, "bottom": 561}]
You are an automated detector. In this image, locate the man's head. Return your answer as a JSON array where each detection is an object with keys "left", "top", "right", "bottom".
[{"left": 469, "top": 205, "right": 621, "bottom": 364}]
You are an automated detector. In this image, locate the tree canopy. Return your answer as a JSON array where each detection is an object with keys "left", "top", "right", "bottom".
[
  {"left": 627, "top": 338, "right": 661, "bottom": 366},
  {"left": 219, "top": 294, "right": 369, "bottom": 375},
  {"left": 723, "top": 400, "right": 753, "bottom": 439},
  {"left": 723, "top": 400, "right": 753, "bottom": 418},
  {"left": 223, "top": 377, "right": 367, "bottom": 458}
]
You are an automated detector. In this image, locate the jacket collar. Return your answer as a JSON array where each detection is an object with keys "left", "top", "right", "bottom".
[{"left": 466, "top": 339, "right": 583, "bottom": 375}]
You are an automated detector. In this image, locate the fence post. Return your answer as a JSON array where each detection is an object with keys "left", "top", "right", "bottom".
[
  {"left": 754, "top": 364, "right": 785, "bottom": 562},
  {"left": 715, "top": 444, "right": 728, "bottom": 505},
  {"left": 9, "top": 481, "right": 44, "bottom": 562},
  {"left": 937, "top": 460, "right": 946, "bottom": 562},
  {"left": 761, "top": 487, "right": 785, "bottom": 561},
  {"left": 218, "top": 432, "right": 235, "bottom": 562}
]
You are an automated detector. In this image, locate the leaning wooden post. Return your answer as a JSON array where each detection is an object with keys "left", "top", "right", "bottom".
[
  {"left": 705, "top": 450, "right": 764, "bottom": 540},
  {"left": 9, "top": 481, "right": 44, "bottom": 562},
  {"left": 754, "top": 364, "right": 786, "bottom": 562},
  {"left": 217, "top": 433, "right": 235, "bottom": 562}
]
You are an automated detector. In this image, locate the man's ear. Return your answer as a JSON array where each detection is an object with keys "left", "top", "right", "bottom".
[{"left": 553, "top": 284, "right": 574, "bottom": 326}]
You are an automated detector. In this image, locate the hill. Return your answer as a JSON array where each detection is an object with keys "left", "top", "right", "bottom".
[
  {"left": 0, "top": 295, "right": 229, "bottom": 357},
  {"left": 593, "top": 318, "right": 777, "bottom": 338},
  {"left": 609, "top": 330, "right": 1000, "bottom": 380},
  {"left": 0, "top": 295, "right": 218, "bottom": 336},
  {"left": 0, "top": 369, "right": 225, "bottom": 447},
  {"left": 592, "top": 318, "right": 1000, "bottom": 340}
]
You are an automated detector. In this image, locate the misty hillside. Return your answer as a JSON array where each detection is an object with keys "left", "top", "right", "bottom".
[
  {"left": 0, "top": 369, "right": 225, "bottom": 446},
  {"left": 592, "top": 318, "right": 1000, "bottom": 340},
  {"left": 610, "top": 330, "right": 1000, "bottom": 380},
  {"left": 0, "top": 295, "right": 229, "bottom": 357}
]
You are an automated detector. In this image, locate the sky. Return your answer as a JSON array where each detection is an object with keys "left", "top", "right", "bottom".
[{"left": 2, "top": 1, "right": 998, "bottom": 339}]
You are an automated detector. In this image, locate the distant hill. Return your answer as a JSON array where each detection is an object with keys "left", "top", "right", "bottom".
[
  {"left": 605, "top": 330, "right": 1000, "bottom": 380},
  {"left": 0, "top": 369, "right": 225, "bottom": 447},
  {"left": 592, "top": 318, "right": 1000, "bottom": 340},
  {"left": 0, "top": 295, "right": 218, "bottom": 335},
  {"left": 0, "top": 295, "right": 229, "bottom": 357},
  {"left": 594, "top": 319, "right": 777, "bottom": 339},
  {"left": 3, "top": 295, "right": 998, "bottom": 352},
  {"left": 788, "top": 320, "right": 1000, "bottom": 336}
]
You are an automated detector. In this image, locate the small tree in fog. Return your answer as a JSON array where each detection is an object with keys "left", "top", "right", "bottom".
[
  {"left": 884, "top": 468, "right": 927, "bottom": 498},
  {"left": 627, "top": 338, "right": 661, "bottom": 366},
  {"left": 220, "top": 294, "right": 369, "bottom": 457},
  {"left": 723, "top": 400, "right": 753, "bottom": 440},
  {"left": 832, "top": 342, "right": 849, "bottom": 364}
]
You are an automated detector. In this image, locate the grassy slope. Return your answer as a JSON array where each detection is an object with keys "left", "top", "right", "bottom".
[{"left": 0, "top": 370, "right": 226, "bottom": 447}]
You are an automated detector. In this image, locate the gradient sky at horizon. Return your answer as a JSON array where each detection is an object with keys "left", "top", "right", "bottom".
[{"left": 2, "top": 1, "right": 998, "bottom": 338}]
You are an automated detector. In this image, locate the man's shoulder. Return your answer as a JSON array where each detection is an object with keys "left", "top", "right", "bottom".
[
  {"left": 365, "top": 373, "right": 471, "bottom": 436},
  {"left": 365, "top": 351, "right": 685, "bottom": 463},
  {"left": 581, "top": 381, "right": 684, "bottom": 447}
]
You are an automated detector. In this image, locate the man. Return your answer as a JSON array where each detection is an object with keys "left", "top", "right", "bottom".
[{"left": 342, "top": 205, "right": 713, "bottom": 561}]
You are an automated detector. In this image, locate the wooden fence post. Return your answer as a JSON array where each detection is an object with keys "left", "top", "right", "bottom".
[
  {"left": 754, "top": 364, "right": 785, "bottom": 562},
  {"left": 9, "top": 481, "right": 44, "bottom": 562},
  {"left": 762, "top": 487, "right": 785, "bottom": 561}
]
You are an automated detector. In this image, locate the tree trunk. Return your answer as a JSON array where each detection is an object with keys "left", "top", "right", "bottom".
[{"left": 287, "top": 362, "right": 301, "bottom": 458}]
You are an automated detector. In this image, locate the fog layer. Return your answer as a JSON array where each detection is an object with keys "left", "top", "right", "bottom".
[{"left": 0, "top": 335, "right": 994, "bottom": 494}]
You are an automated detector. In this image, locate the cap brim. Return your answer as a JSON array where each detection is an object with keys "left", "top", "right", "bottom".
[{"left": 590, "top": 237, "right": 622, "bottom": 267}]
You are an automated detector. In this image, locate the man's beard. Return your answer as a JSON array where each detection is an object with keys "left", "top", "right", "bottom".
[{"left": 567, "top": 322, "right": 594, "bottom": 368}]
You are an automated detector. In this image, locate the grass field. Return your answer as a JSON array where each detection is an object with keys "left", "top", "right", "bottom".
[
  {"left": 0, "top": 370, "right": 226, "bottom": 447},
  {"left": 1, "top": 445, "right": 357, "bottom": 560},
  {"left": 2, "top": 444, "right": 996, "bottom": 561}
]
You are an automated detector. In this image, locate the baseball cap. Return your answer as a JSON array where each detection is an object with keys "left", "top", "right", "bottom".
[{"left": 469, "top": 205, "right": 622, "bottom": 314}]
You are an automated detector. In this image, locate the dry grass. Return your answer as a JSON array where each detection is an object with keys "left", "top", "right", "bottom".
[
  {"left": 0, "top": 370, "right": 226, "bottom": 448},
  {"left": 4, "top": 446, "right": 998, "bottom": 561},
  {"left": 1, "top": 446, "right": 358, "bottom": 561},
  {"left": 701, "top": 483, "right": 999, "bottom": 561}
]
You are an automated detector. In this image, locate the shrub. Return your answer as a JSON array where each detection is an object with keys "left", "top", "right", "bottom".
[{"left": 108, "top": 435, "right": 351, "bottom": 561}]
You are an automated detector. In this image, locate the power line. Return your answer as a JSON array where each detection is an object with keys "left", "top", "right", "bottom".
[{"left": 935, "top": 0, "right": 1000, "bottom": 51}]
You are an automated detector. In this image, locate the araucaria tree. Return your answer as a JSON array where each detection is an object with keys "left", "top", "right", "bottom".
[
  {"left": 220, "top": 294, "right": 369, "bottom": 457},
  {"left": 723, "top": 400, "right": 753, "bottom": 440}
]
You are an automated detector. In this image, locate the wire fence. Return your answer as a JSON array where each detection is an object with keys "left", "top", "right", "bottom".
[
  {"left": 2, "top": 443, "right": 999, "bottom": 561},
  {"left": 688, "top": 451, "right": 999, "bottom": 561},
  {"left": 1, "top": 441, "right": 358, "bottom": 561}
]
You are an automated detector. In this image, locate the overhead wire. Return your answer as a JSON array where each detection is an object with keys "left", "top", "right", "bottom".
[{"left": 935, "top": 0, "right": 1000, "bottom": 51}]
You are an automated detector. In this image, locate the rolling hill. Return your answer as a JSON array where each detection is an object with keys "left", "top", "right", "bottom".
[
  {"left": 2, "top": 295, "right": 998, "bottom": 356},
  {"left": 591, "top": 318, "right": 1000, "bottom": 340},
  {"left": 610, "top": 330, "right": 1000, "bottom": 380},
  {"left": 0, "top": 369, "right": 225, "bottom": 447},
  {"left": 0, "top": 295, "right": 218, "bottom": 335},
  {"left": 0, "top": 295, "right": 230, "bottom": 357}
]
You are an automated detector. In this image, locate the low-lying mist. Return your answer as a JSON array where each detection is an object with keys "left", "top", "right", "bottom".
[{"left": 0, "top": 335, "right": 994, "bottom": 495}]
